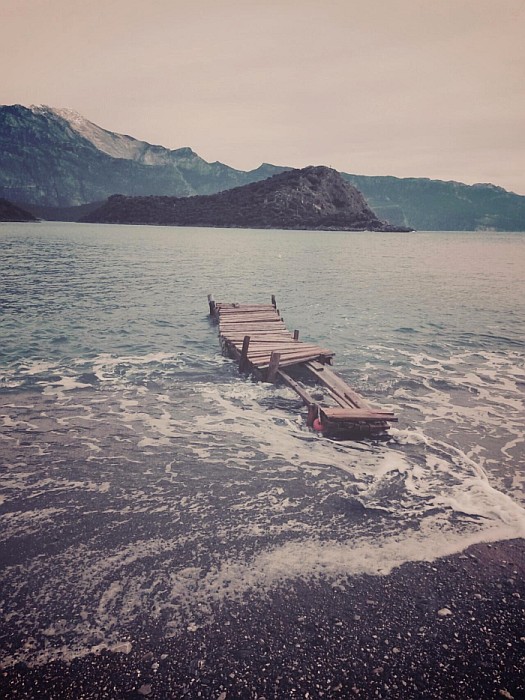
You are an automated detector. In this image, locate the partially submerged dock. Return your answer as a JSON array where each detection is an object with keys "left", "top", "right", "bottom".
[{"left": 208, "top": 295, "right": 397, "bottom": 438}]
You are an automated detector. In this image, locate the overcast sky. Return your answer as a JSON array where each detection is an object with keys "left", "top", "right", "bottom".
[{"left": 2, "top": 0, "right": 524, "bottom": 194}]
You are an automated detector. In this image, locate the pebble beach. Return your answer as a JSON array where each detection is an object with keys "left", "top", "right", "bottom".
[{"left": 2, "top": 538, "right": 523, "bottom": 699}]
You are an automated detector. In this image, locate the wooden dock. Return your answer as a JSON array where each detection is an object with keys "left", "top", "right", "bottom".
[{"left": 208, "top": 295, "right": 397, "bottom": 439}]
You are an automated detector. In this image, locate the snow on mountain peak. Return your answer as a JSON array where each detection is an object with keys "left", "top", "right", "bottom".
[
  {"left": 47, "top": 107, "right": 88, "bottom": 127},
  {"left": 30, "top": 105, "right": 82, "bottom": 122},
  {"left": 30, "top": 105, "right": 149, "bottom": 161},
  {"left": 27, "top": 105, "right": 198, "bottom": 167}
]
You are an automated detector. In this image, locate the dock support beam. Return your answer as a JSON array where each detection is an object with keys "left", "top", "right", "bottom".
[
  {"left": 207, "top": 294, "right": 216, "bottom": 316},
  {"left": 278, "top": 369, "right": 314, "bottom": 408},
  {"left": 267, "top": 351, "right": 281, "bottom": 383},
  {"left": 293, "top": 329, "right": 300, "bottom": 341},
  {"left": 239, "top": 335, "right": 251, "bottom": 373},
  {"left": 271, "top": 294, "right": 277, "bottom": 309}
]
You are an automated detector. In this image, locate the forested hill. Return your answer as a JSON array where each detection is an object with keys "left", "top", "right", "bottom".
[
  {"left": 83, "top": 166, "right": 411, "bottom": 231},
  {"left": 0, "top": 198, "right": 37, "bottom": 222}
]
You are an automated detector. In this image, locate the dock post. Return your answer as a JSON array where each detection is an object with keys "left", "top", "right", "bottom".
[
  {"left": 271, "top": 294, "right": 277, "bottom": 308},
  {"left": 239, "top": 335, "right": 251, "bottom": 373},
  {"left": 293, "top": 329, "right": 299, "bottom": 341},
  {"left": 307, "top": 405, "right": 316, "bottom": 427},
  {"left": 267, "top": 351, "right": 281, "bottom": 383},
  {"left": 207, "top": 294, "right": 216, "bottom": 316}
]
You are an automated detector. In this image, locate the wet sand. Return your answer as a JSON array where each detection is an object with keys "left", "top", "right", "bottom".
[{"left": 1, "top": 538, "right": 524, "bottom": 699}]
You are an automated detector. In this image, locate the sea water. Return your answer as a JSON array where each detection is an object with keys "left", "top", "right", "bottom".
[{"left": 1, "top": 222, "right": 524, "bottom": 666}]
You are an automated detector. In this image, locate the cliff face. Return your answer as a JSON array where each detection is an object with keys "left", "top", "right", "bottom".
[{"left": 83, "top": 166, "right": 409, "bottom": 231}]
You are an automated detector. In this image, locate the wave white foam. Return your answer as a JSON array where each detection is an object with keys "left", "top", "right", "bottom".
[{"left": 1, "top": 347, "right": 524, "bottom": 668}]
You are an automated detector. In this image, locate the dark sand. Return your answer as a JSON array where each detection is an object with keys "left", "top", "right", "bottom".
[{"left": 1, "top": 538, "right": 524, "bottom": 699}]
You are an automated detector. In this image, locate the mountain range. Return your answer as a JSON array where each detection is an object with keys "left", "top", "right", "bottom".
[
  {"left": 0, "top": 105, "right": 283, "bottom": 207},
  {"left": 1, "top": 104, "right": 524, "bottom": 231}
]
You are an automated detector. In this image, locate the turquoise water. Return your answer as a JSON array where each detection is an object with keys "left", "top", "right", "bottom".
[{"left": 1, "top": 222, "right": 524, "bottom": 667}]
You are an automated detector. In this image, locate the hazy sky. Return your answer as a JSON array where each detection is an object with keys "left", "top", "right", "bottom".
[{"left": 2, "top": 0, "right": 524, "bottom": 193}]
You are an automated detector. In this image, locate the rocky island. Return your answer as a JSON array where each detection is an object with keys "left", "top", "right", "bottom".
[{"left": 82, "top": 166, "right": 411, "bottom": 231}]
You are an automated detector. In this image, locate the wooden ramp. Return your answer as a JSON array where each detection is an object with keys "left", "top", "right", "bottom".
[{"left": 208, "top": 295, "right": 397, "bottom": 439}]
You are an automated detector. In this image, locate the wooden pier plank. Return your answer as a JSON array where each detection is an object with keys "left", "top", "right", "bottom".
[
  {"left": 219, "top": 315, "right": 282, "bottom": 321},
  {"left": 218, "top": 308, "right": 277, "bottom": 314},
  {"left": 225, "top": 334, "right": 294, "bottom": 341},
  {"left": 306, "top": 361, "right": 370, "bottom": 410},
  {"left": 257, "top": 354, "right": 333, "bottom": 369},
  {"left": 216, "top": 304, "right": 275, "bottom": 311},
  {"left": 211, "top": 296, "right": 397, "bottom": 436},
  {"left": 277, "top": 370, "right": 316, "bottom": 407},
  {"left": 217, "top": 302, "right": 336, "bottom": 370},
  {"left": 219, "top": 313, "right": 282, "bottom": 321},
  {"left": 219, "top": 320, "right": 286, "bottom": 328},
  {"left": 242, "top": 345, "right": 334, "bottom": 356},
  {"left": 321, "top": 407, "right": 398, "bottom": 423}
]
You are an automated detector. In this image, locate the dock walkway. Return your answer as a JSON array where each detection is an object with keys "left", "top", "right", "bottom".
[{"left": 208, "top": 295, "right": 397, "bottom": 438}]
